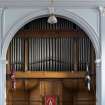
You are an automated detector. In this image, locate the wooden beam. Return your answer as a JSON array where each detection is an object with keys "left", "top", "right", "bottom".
[
  {"left": 14, "top": 71, "right": 86, "bottom": 79},
  {"left": 16, "top": 30, "right": 86, "bottom": 38}
]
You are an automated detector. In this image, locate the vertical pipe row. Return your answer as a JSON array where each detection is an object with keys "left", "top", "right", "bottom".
[
  {"left": 17, "top": 37, "right": 19, "bottom": 70},
  {"left": 19, "top": 38, "right": 21, "bottom": 71},
  {"left": 29, "top": 38, "right": 31, "bottom": 70},
  {"left": 9, "top": 35, "right": 94, "bottom": 72}
]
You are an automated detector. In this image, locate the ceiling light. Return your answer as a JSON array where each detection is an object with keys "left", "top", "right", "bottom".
[
  {"left": 47, "top": 0, "right": 57, "bottom": 24},
  {"left": 47, "top": 14, "right": 57, "bottom": 24}
]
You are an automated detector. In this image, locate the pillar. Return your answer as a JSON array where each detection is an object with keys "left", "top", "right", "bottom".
[
  {"left": 0, "top": 8, "right": 5, "bottom": 105},
  {"left": 99, "top": 6, "right": 105, "bottom": 105}
]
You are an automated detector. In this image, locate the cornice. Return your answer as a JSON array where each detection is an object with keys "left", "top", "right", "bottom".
[{"left": 0, "top": 1, "right": 105, "bottom": 9}]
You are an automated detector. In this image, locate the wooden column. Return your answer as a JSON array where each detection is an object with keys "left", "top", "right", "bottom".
[{"left": 74, "top": 39, "right": 77, "bottom": 71}]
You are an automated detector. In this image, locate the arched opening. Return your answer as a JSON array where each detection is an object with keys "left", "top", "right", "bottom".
[{"left": 6, "top": 16, "right": 96, "bottom": 105}]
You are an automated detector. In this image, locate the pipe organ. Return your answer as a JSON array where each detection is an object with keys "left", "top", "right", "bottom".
[
  {"left": 7, "top": 17, "right": 95, "bottom": 73},
  {"left": 8, "top": 36, "right": 95, "bottom": 72},
  {"left": 6, "top": 17, "right": 96, "bottom": 105}
]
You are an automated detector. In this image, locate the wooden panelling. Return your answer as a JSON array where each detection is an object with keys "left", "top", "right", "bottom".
[
  {"left": 6, "top": 79, "right": 96, "bottom": 105},
  {"left": 7, "top": 71, "right": 86, "bottom": 79}
]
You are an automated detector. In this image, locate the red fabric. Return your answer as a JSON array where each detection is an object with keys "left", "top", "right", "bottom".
[{"left": 45, "top": 96, "right": 57, "bottom": 105}]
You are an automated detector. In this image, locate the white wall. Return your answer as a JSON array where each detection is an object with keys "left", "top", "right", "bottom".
[{"left": 3, "top": 8, "right": 40, "bottom": 37}]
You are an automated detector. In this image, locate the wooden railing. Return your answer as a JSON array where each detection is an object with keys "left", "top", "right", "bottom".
[{"left": 6, "top": 71, "right": 86, "bottom": 79}]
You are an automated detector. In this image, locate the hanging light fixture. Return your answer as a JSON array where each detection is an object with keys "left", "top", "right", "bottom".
[{"left": 47, "top": 0, "right": 57, "bottom": 24}]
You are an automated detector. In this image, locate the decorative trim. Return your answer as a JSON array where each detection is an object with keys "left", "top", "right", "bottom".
[{"left": 0, "top": 1, "right": 105, "bottom": 9}]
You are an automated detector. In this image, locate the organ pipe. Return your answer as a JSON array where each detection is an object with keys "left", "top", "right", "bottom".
[{"left": 25, "top": 39, "right": 28, "bottom": 71}]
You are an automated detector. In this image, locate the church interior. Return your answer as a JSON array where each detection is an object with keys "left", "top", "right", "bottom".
[{"left": 6, "top": 16, "right": 96, "bottom": 105}]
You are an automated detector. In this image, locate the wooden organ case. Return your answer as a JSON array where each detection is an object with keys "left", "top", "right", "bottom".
[{"left": 6, "top": 17, "right": 96, "bottom": 105}]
